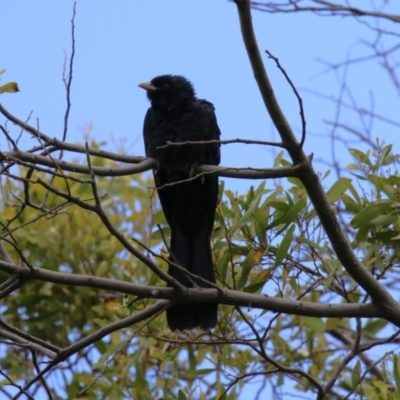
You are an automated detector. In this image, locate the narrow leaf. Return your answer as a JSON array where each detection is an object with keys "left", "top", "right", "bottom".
[
  {"left": 283, "top": 197, "right": 307, "bottom": 224},
  {"left": 178, "top": 389, "right": 188, "bottom": 400},
  {"left": 304, "top": 317, "right": 325, "bottom": 333},
  {"left": 351, "top": 360, "right": 361, "bottom": 389},
  {"left": 326, "top": 178, "right": 351, "bottom": 203},
  {"left": 189, "top": 368, "right": 216, "bottom": 377},
  {"left": 275, "top": 224, "right": 295, "bottom": 267},
  {"left": 0, "top": 82, "right": 19, "bottom": 94},
  {"left": 351, "top": 201, "right": 393, "bottom": 228},
  {"left": 393, "top": 354, "right": 400, "bottom": 395},
  {"left": 98, "top": 340, "right": 128, "bottom": 364}
]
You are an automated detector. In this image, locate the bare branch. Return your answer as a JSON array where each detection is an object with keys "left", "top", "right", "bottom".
[
  {"left": 61, "top": 2, "right": 76, "bottom": 146},
  {"left": 265, "top": 49, "right": 307, "bottom": 148},
  {"left": 13, "top": 300, "right": 170, "bottom": 398},
  {"left": 0, "top": 260, "right": 385, "bottom": 320},
  {"left": 0, "top": 329, "right": 57, "bottom": 358},
  {"left": 250, "top": 1, "right": 400, "bottom": 23},
  {"left": 157, "top": 137, "right": 286, "bottom": 149},
  {"left": 234, "top": 0, "right": 400, "bottom": 328}
]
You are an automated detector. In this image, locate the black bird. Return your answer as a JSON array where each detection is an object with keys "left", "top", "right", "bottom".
[{"left": 139, "top": 75, "right": 220, "bottom": 331}]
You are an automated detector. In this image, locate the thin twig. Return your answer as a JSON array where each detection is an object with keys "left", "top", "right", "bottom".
[
  {"left": 61, "top": 2, "right": 77, "bottom": 152},
  {"left": 12, "top": 300, "right": 170, "bottom": 398},
  {"left": 157, "top": 137, "right": 286, "bottom": 150},
  {"left": 31, "top": 351, "right": 53, "bottom": 400},
  {"left": 265, "top": 50, "right": 306, "bottom": 148}
]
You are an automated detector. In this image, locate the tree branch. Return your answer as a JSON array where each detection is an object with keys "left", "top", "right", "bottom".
[
  {"left": 234, "top": 0, "right": 400, "bottom": 327},
  {"left": 12, "top": 300, "right": 169, "bottom": 398},
  {"left": 0, "top": 260, "right": 386, "bottom": 320}
]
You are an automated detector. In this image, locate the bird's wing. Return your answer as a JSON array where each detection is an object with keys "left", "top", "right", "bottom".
[
  {"left": 199, "top": 99, "right": 221, "bottom": 165},
  {"left": 198, "top": 100, "right": 221, "bottom": 234},
  {"left": 143, "top": 100, "right": 221, "bottom": 233},
  {"left": 142, "top": 107, "right": 173, "bottom": 229}
]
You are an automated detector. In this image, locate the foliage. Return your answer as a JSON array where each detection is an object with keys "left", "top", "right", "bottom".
[
  {"left": 1, "top": 1, "right": 400, "bottom": 399},
  {"left": 0, "top": 69, "right": 19, "bottom": 94},
  {"left": 0, "top": 141, "right": 399, "bottom": 399}
]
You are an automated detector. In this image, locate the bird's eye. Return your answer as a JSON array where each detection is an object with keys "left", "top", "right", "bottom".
[{"left": 162, "top": 83, "right": 170, "bottom": 90}]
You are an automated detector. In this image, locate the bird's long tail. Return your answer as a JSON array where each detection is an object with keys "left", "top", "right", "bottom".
[{"left": 166, "top": 221, "right": 217, "bottom": 331}]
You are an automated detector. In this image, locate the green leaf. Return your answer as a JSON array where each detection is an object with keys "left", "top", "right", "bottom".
[
  {"left": 216, "top": 252, "right": 230, "bottom": 281},
  {"left": 284, "top": 197, "right": 307, "bottom": 223},
  {"left": 298, "top": 237, "right": 326, "bottom": 253},
  {"left": 349, "top": 172, "right": 368, "bottom": 181},
  {"left": 220, "top": 201, "right": 236, "bottom": 218},
  {"left": 188, "top": 344, "right": 196, "bottom": 373},
  {"left": 153, "top": 208, "right": 167, "bottom": 224},
  {"left": 218, "top": 180, "right": 225, "bottom": 198},
  {"left": 341, "top": 193, "right": 361, "bottom": 214},
  {"left": 225, "top": 189, "right": 237, "bottom": 207},
  {"left": 326, "top": 178, "right": 351, "bottom": 203},
  {"left": 273, "top": 150, "right": 285, "bottom": 167},
  {"left": 237, "top": 249, "right": 259, "bottom": 289},
  {"left": 347, "top": 163, "right": 362, "bottom": 171},
  {"left": 275, "top": 224, "right": 295, "bottom": 267},
  {"left": 377, "top": 144, "right": 393, "bottom": 168},
  {"left": 285, "top": 191, "right": 295, "bottom": 207},
  {"left": 149, "top": 347, "right": 170, "bottom": 362},
  {"left": 267, "top": 198, "right": 306, "bottom": 230},
  {"left": 94, "top": 318, "right": 109, "bottom": 328},
  {"left": 148, "top": 272, "right": 159, "bottom": 286},
  {"left": 352, "top": 225, "right": 369, "bottom": 247},
  {"left": 323, "top": 275, "right": 334, "bottom": 291},
  {"left": 231, "top": 193, "right": 263, "bottom": 234},
  {"left": 389, "top": 233, "right": 400, "bottom": 241},
  {"left": 303, "top": 317, "right": 325, "bottom": 333},
  {"left": 369, "top": 215, "right": 397, "bottom": 226},
  {"left": 188, "top": 368, "right": 216, "bottom": 377},
  {"left": 253, "top": 181, "right": 267, "bottom": 199},
  {"left": 243, "top": 269, "right": 272, "bottom": 294},
  {"left": 178, "top": 389, "right": 188, "bottom": 400},
  {"left": 351, "top": 360, "right": 361, "bottom": 389},
  {"left": 150, "top": 225, "right": 171, "bottom": 241},
  {"left": 346, "top": 179, "right": 361, "bottom": 204},
  {"left": 254, "top": 203, "right": 269, "bottom": 247},
  {"left": 364, "top": 319, "right": 388, "bottom": 335},
  {"left": 393, "top": 354, "right": 400, "bottom": 395},
  {"left": 98, "top": 340, "right": 128, "bottom": 364},
  {"left": 349, "top": 148, "right": 371, "bottom": 166},
  {"left": 135, "top": 376, "right": 148, "bottom": 396},
  {"left": 268, "top": 199, "right": 290, "bottom": 213},
  {"left": 322, "top": 169, "right": 331, "bottom": 180},
  {"left": 351, "top": 200, "right": 393, "bottom": 228},
  {"left": 284, "top": 197, "right": 307, "bottom": 224}
]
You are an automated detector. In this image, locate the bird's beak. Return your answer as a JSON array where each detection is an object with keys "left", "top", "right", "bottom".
[{"left": 138, "top": 82, "right": 157, "bottom": 91}]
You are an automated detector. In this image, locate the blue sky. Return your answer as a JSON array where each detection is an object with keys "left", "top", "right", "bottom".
[
  {"left": 2, "top": 1, "right": 398, "bottom": 196},
  {"left": 1, "top": 1, "right": 399, "bottom": 398}
]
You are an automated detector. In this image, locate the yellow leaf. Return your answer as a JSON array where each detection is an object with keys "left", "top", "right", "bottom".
[
  {"left": 0, "top": 82, "right": 20, "bottom": 94},
  {"left": 249, "top": 268, "right": 272, "bottom": 285},
  {"left": 253, "top": 246, "right": 266, "bottom": 263},
  {"left": 103, "top": 299, "right": 121, "bottom": 311}
]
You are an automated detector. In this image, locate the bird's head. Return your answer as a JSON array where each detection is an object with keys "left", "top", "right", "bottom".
[{"left": 138, "top": 75, "right": 196, "bottom": 109}]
